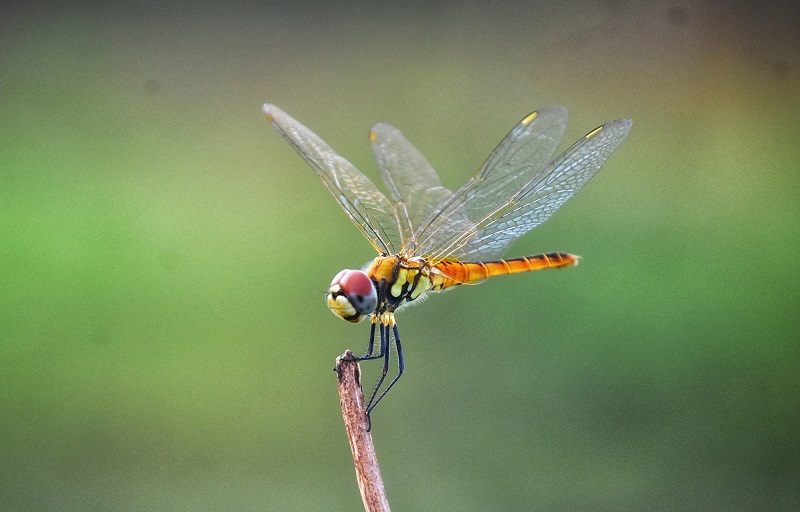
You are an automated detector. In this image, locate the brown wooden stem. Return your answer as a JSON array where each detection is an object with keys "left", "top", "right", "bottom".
[{"left": 335, "top": 351, "right": 391, "bottom": 512}]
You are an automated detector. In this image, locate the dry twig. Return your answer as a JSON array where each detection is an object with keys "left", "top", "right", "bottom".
[{"left": 335, "top": 351, "right": 391, "bottom": 512}]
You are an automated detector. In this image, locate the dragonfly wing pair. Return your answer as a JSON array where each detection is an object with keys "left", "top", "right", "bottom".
[{"left": 263, "top": 104, "right": 631, "bottom": 264}]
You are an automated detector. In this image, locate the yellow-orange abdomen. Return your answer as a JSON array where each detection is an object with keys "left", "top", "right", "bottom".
[{"left": 433, "top": 252, "right": 580, "bottom": 289}]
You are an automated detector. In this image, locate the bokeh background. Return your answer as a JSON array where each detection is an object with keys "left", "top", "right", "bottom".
[{"left": 2, "top": 0, "right": 798, "bottom": 510}]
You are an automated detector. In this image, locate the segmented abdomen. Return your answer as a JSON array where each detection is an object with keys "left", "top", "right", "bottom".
[{"left": 432, "top": 252, "right": 580, "bottom": 289}]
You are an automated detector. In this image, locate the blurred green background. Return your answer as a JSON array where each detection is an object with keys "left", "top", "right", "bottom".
[{"left": 2, "top": 0, "right": 798, "bottom": 510}]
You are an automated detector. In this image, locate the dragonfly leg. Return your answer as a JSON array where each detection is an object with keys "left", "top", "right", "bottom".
[
  {"left": 365, "top": 323, "right": 404, "bottom": 416},
  {"left": 364, "top": 318, "right": 377, "bottom": 357},
  {"left": 357, "top": 317, "right": 385, "bottom": 361},
  {"left": 364, "top": 322, "right": 391, "bottom": 413}
]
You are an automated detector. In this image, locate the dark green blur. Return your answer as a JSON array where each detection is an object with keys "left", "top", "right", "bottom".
[{"left": 1, "top": 1, "right": 798, "bottom": 510}]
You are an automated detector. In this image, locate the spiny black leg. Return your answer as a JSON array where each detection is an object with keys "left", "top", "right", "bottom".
[
  {"left": 395, "top": 324, "right": 404, "bottom": 374},
  {"left": 365, "top": 322, "right": 391, "bottom": 414},
  {"left": 366, "top": 323, "right": 404, "bottom": 416},
  {"left": 357, "top": 318, "right": 384, "bottom": 361},
  {"left": 364, "top": 319, "right": 377, "bottom": 357}
]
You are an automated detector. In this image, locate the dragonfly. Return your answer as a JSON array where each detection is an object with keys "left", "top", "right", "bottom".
[{"left": 263, "top": 103, "right": 631, "bottom": 426}]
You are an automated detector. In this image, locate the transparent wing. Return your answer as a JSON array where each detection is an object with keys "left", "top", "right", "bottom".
[
  {"left": 411, "top": 106, "right": 570, "bottom": 259},
  {"left": 369, "top": 123, "right": 457, "bottom": 253},
  {"left": 417, "top": 115, "right": 632, "bottom": 262},
  {"left": 263, "top": 104, "right": 401, "bottom": 255}
]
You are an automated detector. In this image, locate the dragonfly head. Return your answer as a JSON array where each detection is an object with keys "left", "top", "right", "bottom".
[{"left": 326, "top": 269, "right": 378, "bottom": 323}]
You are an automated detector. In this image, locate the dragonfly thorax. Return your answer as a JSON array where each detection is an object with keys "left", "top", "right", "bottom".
[{"left": 365, "top": 255, "right": 437, "bottom": 312}]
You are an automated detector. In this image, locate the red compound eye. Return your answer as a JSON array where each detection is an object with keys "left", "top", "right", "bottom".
[
  {"left": 331, "top": 269, "right": 377, "bottom": 316},
  {"left": 339, "top": 270, "right": 373, "bottom": 297}
]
